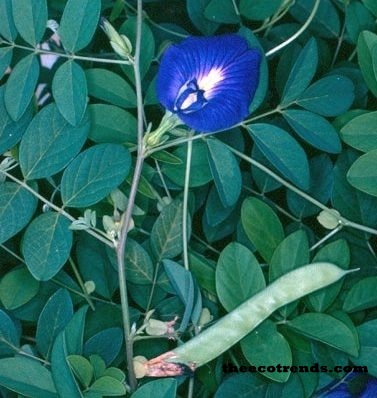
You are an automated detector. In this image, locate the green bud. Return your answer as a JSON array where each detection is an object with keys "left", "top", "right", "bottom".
[
  {"left": 100, "top": 18, "right": 132, "bottom": 60},
  {"left": 317, "top": 209, "right": 341, "bottom": 229}
]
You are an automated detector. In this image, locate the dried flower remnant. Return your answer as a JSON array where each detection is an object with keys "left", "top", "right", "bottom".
[{"left": 156, "top": 34, "right": 261, "bottom": 133}]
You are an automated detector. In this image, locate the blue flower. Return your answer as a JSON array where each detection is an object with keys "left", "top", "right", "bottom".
[
  {"left": 323, "top": 377, "right": 377, "bottom": 398},
  {"left": 360, "top": 378, "right": 377, "bottom": 397},
  {"left": 156, "top": 34, "right": 261, "bottom": 133}
]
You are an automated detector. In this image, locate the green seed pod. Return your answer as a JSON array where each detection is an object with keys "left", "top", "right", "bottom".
[{"left": 142, "top": 262, "right": 357, "bottom": 377}]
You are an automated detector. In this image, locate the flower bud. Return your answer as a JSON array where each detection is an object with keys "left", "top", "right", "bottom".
[
  {"left": 100, "top": 18, "right": 132, "bottom": 60},
  {"left": 317, "top": 209, "right": 341, "bottom": 229}
]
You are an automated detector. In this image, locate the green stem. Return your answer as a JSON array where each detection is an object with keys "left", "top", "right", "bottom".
[
  {"left": 231, "top": 0, "right": 240, "bottom": 16},
  {"left": 257, "top": 0, "right": 294, "bottom": 36},
  {"left": 182, "top": 137, "right": 193, "bottom": 271},
  {"left": 309, "top": 226, "right": 343, "bottom": 252},
  {"left": 5, "top": 41, "right": 132, "bottom": 65},
  {"left": 242, "top": 106, "right": 282, "bottom": 125},
  {"left": 115, "top": 0, "right": 144, "bottom": 392},
  {"left": 0, "top": 244, "right": 24, "bottom": 263},
  {"left": 0, "top": 337, "right": 50, "bottom": 365},
  {"left": 68, "top": 258, "right": 95, "bottom": 311},
  {"left": 0, "top": 170, "right": 114, "bottom": 247},
  {"left": 227, "top": 146, "right": 377, "bottom": 236},
  {"left": 265, "top": 0, "right": 320, "bottom": 57}
]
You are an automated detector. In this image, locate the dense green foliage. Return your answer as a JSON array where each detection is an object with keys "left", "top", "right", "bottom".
[{"left": 0, "top": 0, "right": 377, "bottom": 397}]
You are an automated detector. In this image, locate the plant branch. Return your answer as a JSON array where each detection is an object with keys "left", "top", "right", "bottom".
[
  {"left": 114, "top": 0, "right": 144, "bottom": 392},
  {"left": 0, "top": 170, "right": 114, "bottom": 247},
  {"left": 265, "top": 0, "right": 320, "bottom": 57},
  {"left": 226, "top": 145, "right": 377, "bottom": 236},
  {"left": 182, "top": 136, "right": 193, "bottom": 271},
  {"left": 68, "top": 257, "right": 95, "bottom": 310},
  {"left": 4, "top": 41, "right": 133, "bottom": 65}
]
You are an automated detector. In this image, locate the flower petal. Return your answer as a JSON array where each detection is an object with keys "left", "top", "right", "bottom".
[
  {"left": 157, "top": 34, "right": 261, "bottom": 133},
  {"left": 361, "top": 378, "right": 377, "bottom": 398}
]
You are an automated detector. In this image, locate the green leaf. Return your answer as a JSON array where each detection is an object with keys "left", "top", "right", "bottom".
[
  {"left": 265, "top": 374, "right": 304, "bottom": 397},
  {"left": 0, "top": 309, "right": 20, "bottom": 356},
  {"left": 163, "top": 259, "right": 200, "bottom": 330},
  {"left": 186, "top": 0, "right": 219, "bottom": 35},
  {"left": 84, "top": 328, "right": 123, "bottom": 366},
  {"left": 0, "top": 85, "right": 33, "bottom": 155},
  {"left": 0, "top": 267, "right": 39, "bottom": 310},
  {"left": 343, "top": 276, "right": 377, "bottom": 312},
  {"left": 0, "top": 0, "right": 17, "bottom": 41},
  {"left": 59, "top": 0, "right": 101, "bottom": 52},
  {"left": 89, "top": 376, "right": 126, "bottom": 396},
  {"left": 216, "top": 242, "right": 265, "bottom": 312},
  {"left": 150, "top": 199, "right": 187, "bottom": 261},
  {"left": 340, "top": 111, "right": 377, "bottom": 152},
  {"left": 363, "top": 0, "right": 377, "bottom": 16},
  {"left": 86, "top": 68, "right": 136, "bottom": 108},
  {"left": 250, "top": 146, "right": 282, "bottom": 193},
  {"left": 353, "top": 319, "right": 377, "bottom": 377},
  {"left": 347, "top": 149, "right": 377, "bottom": 197},
  {"left": 162, "top": 140, "right": 213, "bottom": 187},
  {"left": 51, "top": 332, "right": 83, "bottom": 398},
  {"left": 89, "top": 355, "right": 106, "bottom": 380},
  {"left": 287, "top": 154, "right": 333, "bottom": 218},
  {"left": 283, "top": 109, "right": 341, "bottom": 153},
  {"left": 36, "top": 289, "right": 73, "bottom": 360},
  {"left": 204, "top": 0, "right": 239, "bottom": 23},
  {"left": 207, "top": 138, "right": 241, "bottom": 207},
  {"left": 205, "top": 186, "right": 235, "bottom": 227},
  {"left": 120, "top": 17, "right": 155, "bottom": 81},
  {"left": 12, "top": 0, "right": 47, "bottom": 45},
  {"left": 19, "top": 103, "right": 89, "bottom": 179},
  {"left": 281, "top": 38, "right": 318, "bottom": 105},
  {"left": 67, "top": 355, "right": 93, "bottom": 389},
  {"left": 88, "top": 104, "right": 137, "bottom": 145},
  {"left": 22, "top": 212, "right": 73, "bottom": 281},
  {"left": 241, "top": 320, "right": 292, "bottom": 383},
  {"left": 131, "top": 379, "right": 177, "bottom": 398},
  {"left": 296, "top": 75, "right": 354, "bottom": 117},
  {"left": 346, "top": 1, "right": 375, "bottom": 44},
  {"left": 52, "top": 61, "right": 87, "bottom": 126},
  {"left": 0, "top": 357, "right": 58, "bottom": 398},
  {"left": 65, "top": 305, "right": 89, "bottom": 355},
  {"left": 306, "top": 239, "right": 350, "bottom": 312},
  {"left": 240, "top": 0, "right": 282, "bottom": 21},
  {"left": 102, "top": 367, "right": 125, "bottom": 382},
  {"left": 269, "top": 230, "right": 309, "bottom": 282},
  {"left": 188, "top": 251, "right": 216, "bottom": 296},
  {"left": 287, "top": 313, "right": 359, "bottom": 356},
  {"left": 290, "top": 0, "right": 340, "bottom": 38},
  {"left": 248, "top": 123, "right": 310, "bottom": 190},
  {"left": 4, "top": 54, "right": 39, "bottom": 121},
  {"left": 76, "top": 235, "right": 118, "bottom": 299},
  {"left": 357, "top": 30, "right": 377, "bottom": 97},
  {"left": 124, "top": 239, "right": 154, "bottom": 284},
  {"left": 241, "top": 197, "right": 284, "bottom": 263},
  {"left": 61, "top": 144, "right": 131, "bottom": 208},
  {"left": 333, "top": 149, "right": 377, "bottom": 226},
  {"left": 218, "top": 374, "right": 268, "bottom": 397},
  {"left": 150, "top": 150, "right": 182, "bottom": 165},
  {"left": 0, "top": 182, "right": 37, "bottom": 244},
  {"left": 269, "top": 230, "right": 309, "bottom": 316},
  {"left": 238, "top": 27, "right": 268, "bottom": 114},
  {"left": 0, "top": 47, "right": 12, "bottom": 79}
]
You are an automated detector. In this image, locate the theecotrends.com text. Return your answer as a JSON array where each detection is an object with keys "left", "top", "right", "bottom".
[{"left": 222, "top": 363, "right": 368, "bottom": 374}]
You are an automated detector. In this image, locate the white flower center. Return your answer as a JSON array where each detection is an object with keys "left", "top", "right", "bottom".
[{"left": 197, "top": 68, "right": 224, "bottom": 93}]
